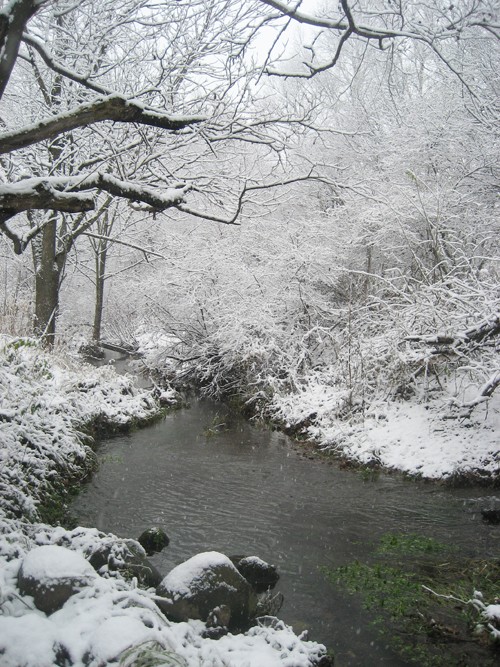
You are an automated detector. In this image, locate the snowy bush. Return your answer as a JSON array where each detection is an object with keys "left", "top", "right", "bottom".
[
  {"left": 0, "top": 337, "right": 160, "bottom": 521},
  {"left": 139, "top": 213, "right": 499, "bottom": 480}
]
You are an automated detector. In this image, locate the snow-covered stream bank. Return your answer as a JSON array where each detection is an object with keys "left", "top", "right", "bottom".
[
  {"left": 136, "top": 310, "right": 500, "bottom": 485},
  {"left": 0, "top": 338, "right": 328, "bottom": 667},
  {"left": 70, "top": 395, "right": 500, "bottom": 666}
]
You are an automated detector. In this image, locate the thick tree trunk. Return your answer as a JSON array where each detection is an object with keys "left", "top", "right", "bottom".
[
  {"left": 33, "top": 216, "right": 64, "bottom": 347},
  {"left": 0, "top": 0, "right": 39, "bottom": 100},
  {"left": 92, "top": 240, "right": 107, "bottom": 342}
]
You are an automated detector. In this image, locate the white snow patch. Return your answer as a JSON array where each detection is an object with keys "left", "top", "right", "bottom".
[
  {"left": 321, "top": 399, "right": 500, "bottom": 478},
  {"left": 484, "top": 604, "right": 500, "bottom": 622},
  {"left": 160, "top": 551, "right": 235, "bottom": 598},
  {"left": 270, "top": 370, "right": 499, "bottom": 479},
  {"left": 20, "top": 544, "right": 96, "bottom": 583},
  {"left": 0, "top": 615, "right": 58, "bottom": 667},
  {"left": 240, "top": 556, "right": 270, "bottom": 567},
  {"left": 86, "top": 615, "right": 157, "bottom": 663}
]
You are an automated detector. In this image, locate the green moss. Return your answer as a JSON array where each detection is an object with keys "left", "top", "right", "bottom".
[
  {"left": 376, "top": 532, "right": 450, "bottom": 557},
  {"left": 37, "top": 480, "right": 82, "bottom": 528},
  {"left": 323, "top": 532, "right": 500, "bottom": 667}
]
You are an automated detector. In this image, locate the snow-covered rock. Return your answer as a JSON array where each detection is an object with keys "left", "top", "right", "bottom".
[
  {"left": 18, "top": 544, "right": 97, "bottom": 614},
  {"left": 156, "top": 551, "right": 257, "bottom": 627}
]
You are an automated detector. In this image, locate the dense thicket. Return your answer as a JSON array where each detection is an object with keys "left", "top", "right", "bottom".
[{"left": 1, "top": 1, "right": 498, "bottom": 450}]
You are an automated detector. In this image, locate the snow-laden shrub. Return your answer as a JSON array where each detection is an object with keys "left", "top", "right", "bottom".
[
  {"left": 0, "top": 337, "right": 160, "bottom": 521},
  {"left": 266, "top": 274, "right": 499, "bottom": 478},
  {"left": 143, "top": 258, "right": 499, "bottom": 478}
]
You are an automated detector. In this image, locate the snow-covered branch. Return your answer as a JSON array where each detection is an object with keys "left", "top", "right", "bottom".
[
  {"left": 0, "top": 95, "right": 205, "bottom": 155},
  {"left": 406, "top": 313, "right": 500, "bottom": 349},
  {"left": 258, "top": 0, "right": 499, "bottom": 81},
  {"left": 0, "top": 174, "right": 191, "bottom": 252},
  {"left": 259, "top": 0, "right": 404, "bottom": 37},
  {"left": 452, "top": 370, "right": 500, "bottom": 411},
  {"left": 21, "top": 31, "right": 112, "bottom": 96},
  {"left": 406, "top": 313, "right": 500, "bottom": 412}
]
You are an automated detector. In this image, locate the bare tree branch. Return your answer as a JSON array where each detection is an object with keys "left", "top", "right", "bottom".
[
  {"left": 259, "top": 0, "right": 418, "bottom": 39},
  {"left": 258, "top": 0, "right": 499, "bottom": 83},
  {"left": 82, "top": 231, "right": 167, "bottom": 259},
  {"left": 178, "top": 171, "right": 339, "bottom": 224}
]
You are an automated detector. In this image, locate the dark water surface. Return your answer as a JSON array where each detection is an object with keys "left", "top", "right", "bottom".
[{"left": 70, "top": 393, "right": 499, "bottom": 666}]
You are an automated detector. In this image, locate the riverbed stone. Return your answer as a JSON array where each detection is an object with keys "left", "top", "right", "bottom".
[
  {"left": 155, "top": 551, "right": 257, "bottom": 628},
  {"left": 138, "top": 527, "right": 170, "bottom": 555},
  {"left": 89, "top": 540, "right": 162, "bottom": 588},
  {"left": 481, "top": 509, "right": 500, "bottom": 524},
  {"left": 233, "top": 555, "right": 280, "bottom": 592},
  {"left": 18, "top": 545, "right": 97, "bottom": 614}
]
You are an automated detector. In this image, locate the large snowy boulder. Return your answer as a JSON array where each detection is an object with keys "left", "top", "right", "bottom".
[
  {"left": 156, "top": 551, "right": 257, "bottom": 627},
  {"left": 18, "top": 544, "right": 97, "bottom": 614}
]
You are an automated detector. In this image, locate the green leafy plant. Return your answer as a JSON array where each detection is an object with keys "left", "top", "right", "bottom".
[
  {"left": 323, "top": 532, "right": 500, "bottom": 666},
  {"left": 376, "top": 533, "right": 450, "bottom": 557}
]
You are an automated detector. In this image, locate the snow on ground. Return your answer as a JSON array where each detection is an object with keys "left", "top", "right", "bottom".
[
  {"left": 0, "top": 336, "right": 160, "bottom": 520},
  {"left": 347, "top": 400, "right": 499, "bottom": 478},
  {"left": 271, "top": 377, "right": 500, "bottom": 479},
  {"left": 0, "top": 520, "right": 325, "bottom": 667},
  {"left": 0, "top": 337, "right": 326, "bottom": 667}
]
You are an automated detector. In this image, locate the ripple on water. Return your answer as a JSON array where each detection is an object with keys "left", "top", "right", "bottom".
[{"left": 71, "top": 399, "right": 497, "bottom": 667}]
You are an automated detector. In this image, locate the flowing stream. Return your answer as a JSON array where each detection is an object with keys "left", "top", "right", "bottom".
[{"left": 71, "top": 358, "right": 499, "bottom": 666}]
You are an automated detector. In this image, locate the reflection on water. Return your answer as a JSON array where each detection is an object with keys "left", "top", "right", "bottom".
[{"left": 70, "top": 398, "right": 498, "bottom": 667}]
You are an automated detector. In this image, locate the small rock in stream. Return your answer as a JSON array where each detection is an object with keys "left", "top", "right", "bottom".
[
  {"left": 138, "top": 527, "right": 170, "bottom": 555},
  {"left": 481, "top": 509, "right": 500, "bottom": 524}
]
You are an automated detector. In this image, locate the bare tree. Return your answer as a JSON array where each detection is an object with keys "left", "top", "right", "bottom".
[
  {"left": 1, "top": 0, "right": 497, "bottom": 346},
  {"left": 256, "top": 0, "right": 499, "bottom": 91},
  {"left": 0, "top": 0, "right": 312, "bottom": 342}
]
